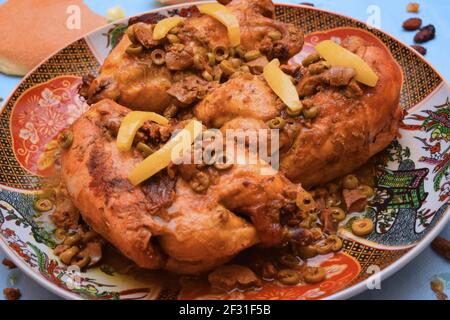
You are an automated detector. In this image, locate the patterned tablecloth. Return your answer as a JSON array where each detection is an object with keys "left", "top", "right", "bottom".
[{"left": 0, "top": 0, "right": 449, "bottom": 300}]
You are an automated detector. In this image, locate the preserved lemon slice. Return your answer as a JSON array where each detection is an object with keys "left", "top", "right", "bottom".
[
  {"left": 116, "top": 111, "right": 168, "bottom": 152},
  {"left": 153, "top": 17, "right": 185, "bottom": 41},
  {"left": 263, "top": 59, "right": 302, "bottom": 112},
  {"left": 198, "top": 3, "right": 240, "bottom": 47},
  {"left": 128, "top": 119, "right": 202, "bottom": 185},
  {"left": 315, "top": 40, "right": 379, "bottom": 87}
]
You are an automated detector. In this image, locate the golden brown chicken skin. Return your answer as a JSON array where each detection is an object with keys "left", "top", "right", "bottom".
[
  {"left": 195, "top": 36, "right": 403, "bottom": 188},
  {"left": 81, "top": 0, "right": 304, "bottom": 112},
  {"left": 61, "top": 99, "right": 314, "bottom": 274},
  {"left": 281, "top": 36, "right": 403, "bottom": 187}
]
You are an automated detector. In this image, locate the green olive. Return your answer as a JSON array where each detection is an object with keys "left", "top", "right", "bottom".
[
  {"left": 303, "top": 266, "right": 326, "bottom": 284},
  {"left": 229, "top": 58, "right": 242, "bottom": 68},
  {"left": 244, "top": 49, "right": 261, "bottom": 61},
  {"left": 303, "top": 106, "right": 319, "bottom": 119},
  {"left": 285, "top": 105, "right": 303, "bottom": 117},
  {"left": 342, "top": 174, "right": 359, "bottom": 190},
  {"left": 358, "top": 185, "right": 374, "bottom": 198},
  {"left": 136, "top": 142, "right": 155, "bottom": 158},
  {"left": 193, "top": 53, "right": 205, "bottom": 70},
  {"left": 239, "top": 65, "right": 250, "bottom": 73},
  {"left": 151, "top": 49, "right": 166, "bottom": 65},
  {"left": 236, "top": 46, "right": 246, "bottom": 59},
  {"left": 279, "top": 254, "right": 302, "bottom": 269},
  {"left": 314, "top": 240, "right": 333, "bottom": 255},
  {"left": 126, "top": 43, "right": 143, "bottom": 55},
  {"left": 166, "top": 34, "right": 180, "bottom": 44},
  {"left": 59, "top": 246, "right": 80, "bottom": 265},
  {"left": 33, "top": 198, "right": 54, "bottom": 212},
  {"left": 206, "top": 52, "right": 216, "bottom": 66},
  {"left": 296, "top": 245, "right": 318, "bottom": 259},
  {"left": 302, "top": 53, "right": 321, "bottom": 67},
  {"left": 72, "top": 252, "right": 91, "bottom": 269},
  {"left": 351, "top": 218, "right": 374, "bottom": 237},
  {"left": 202, "top": 70, "right": 213, "bottom": 82},
  {"left": 190, "top": 171, "right": 210, "bottom": 193},
  {"left": 277, "top": 269, "right": 301, "bottom": 285},
  {"left": 58, "top": 130, "right": 73, "bottom": 149},
  {"left": 268, "top": 30, "right": 282, "bottom": 41},
  {"left": 54, "top": 228, "right": 66, "bottom": 240},
  {"left": 126, "top": 26, "right": 138, "bottom": 44},
  {"left": 329, "top": 207, "right": 346, "bottom": 222},
  {"left": 268, "top": 117, "right": 286, "bottom": 129},
  {"left": 213, "top": 68, "right": 223, "bottom": 81},
  {"left": 219, "top": 60, "right": 236, "bottom": 76},
  {"left": 325, "top": 194, "right": 341, "bottom": 208},
  {"left": 213, "top": 45, "right": 229, "bottom": 61},
  {"left": 63, "top": 233, "right": 82, "bottom": 246},
  {"left": 327, "top": 235, "right": 343, "bottom": 252}
]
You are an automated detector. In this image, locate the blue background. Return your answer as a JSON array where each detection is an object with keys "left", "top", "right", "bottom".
[{"left": 0, "top": 0, "right": 449, "bottom": 300}]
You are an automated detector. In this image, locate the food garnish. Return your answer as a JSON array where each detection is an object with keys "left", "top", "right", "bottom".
[
  {"left": 263, "top": 59, "right": 302, "bottom": 112},
  {"left": 153, "top": 17, "right": 185, "bottom": 41},
  {"left": 198, "top": 3, "right": 240, "bottom": 46},
  {"left": 315, "top": 40, "right": 379, "bottom": 87},
  {"left": 128, "top": 119, "right": 202, "bottom": 185},
  {"left": 116, "top": 111, "right": 168, "bottom": 152}
]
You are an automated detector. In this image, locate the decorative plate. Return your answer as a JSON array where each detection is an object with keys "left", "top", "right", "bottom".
[{"left": 0, "top": 2, "right": 449, "bottom": 300}]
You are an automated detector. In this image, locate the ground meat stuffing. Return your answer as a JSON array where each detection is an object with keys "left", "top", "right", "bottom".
[
  {"left": 2, "top": 258, "right": 16, "bottom": 269},
  {"left": 3, "top": 288, "right": 21, "bottom": 300}
]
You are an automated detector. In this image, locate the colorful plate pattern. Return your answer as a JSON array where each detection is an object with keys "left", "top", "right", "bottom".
[{"left": 0, "top": 2, "right": 449, "bottom": 300}]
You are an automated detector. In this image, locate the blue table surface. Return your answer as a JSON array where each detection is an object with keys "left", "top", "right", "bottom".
[{"left": 0, "top": 0, "right": 449, "bottom": 300}]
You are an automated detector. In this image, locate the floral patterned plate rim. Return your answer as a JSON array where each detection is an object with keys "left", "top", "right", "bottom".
[{"left": 0, "top": 2, "right": 449, "bottom": 300}]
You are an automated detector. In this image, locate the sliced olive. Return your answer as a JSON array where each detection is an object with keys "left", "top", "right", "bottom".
[
  {"left": 244, "top": 49, "right": 261, "bottom": 61},
  {"left": 136, "top": 142, "right": 155, "bottom": 158},
  {"left": 268, "top": 117, "right": 286, "bottom": 129},
  {"left": 59, "top": 246, "right": 80, "bottom": 265},
  {"left": 285, "top": 105, "right": 302, "bottom": 117},
  {"left": 63, "top": 233, "right": 82, "bottom": 246},
  {"left": 206, "top": 52, "right": 216, "bottom": 66},
  {"left": 268, "top": 30, "right": 282, "bottom": 41},
  {"left": 167, "top": 34, "right": 180, "bottom": 44},
  {"left": 303, "top": 266, "right": 326, "bottom": 284},
  {"left": 277, "top": 269, "right": 301, "bottom": 285},
  {"left": 329, "top": 207, "right": 346, "bottom": 222},
  {"left": 202, "top": 70, "right": 213, "bottom": 82},
  {"left": 303, "top": 106, "right": 319, "bottom": 119},
  {"left": 126, "top": 43, "right": 143, "bottom": 55},
  {"left": 213, "top": 45, "right": 229, "bottom": 61},
  {"left": 351, "top": 218, "right": 374, "bottom": 237},
  {"left": 302, "top": 53, "right": 321, "bottom": 67},
  {"left": 279, "top": 254, "right": 302, "bottom": 269},
  {"left": 126, "top": 26, "right": 138, "bottom": 44},
  {"left": 151, "top": 49, "right": 166, "bottom": 65},
  {"left": 189, "top": 171, "right": 210, "bottom": 193},
  {"left": 58, "top": 130, "right": 73, "bottom": 149},
  {"left": 219, "top": 60, "right": 236, "bottom": 76},
  {"left": 33, "top": 198, "right": 54, "bottom": 212},
  {"left": 314, "top": 239, "right": 333, "bottom": 255},
  {"left": 296, "top": 245, "right": 318, "bottom": 259},
  {"left": 342, "top": 174, "right": 359, "bottom": 190},
  {"left": 229, "top": 58, "right": 242, "bottom": 68},
  {"left": 327, "top": 235, "right": 343, "bottom": 252}
]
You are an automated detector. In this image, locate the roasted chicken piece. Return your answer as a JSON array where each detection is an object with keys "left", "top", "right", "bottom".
[
  {"left": 196, "top": 36, "right": 403, "bottom": 187},
  {"left": 81, "top": 0, "right": 304, "bottom": 112},
  {"left": 61, "top": 99, "right": 313, "bottom": 274}
]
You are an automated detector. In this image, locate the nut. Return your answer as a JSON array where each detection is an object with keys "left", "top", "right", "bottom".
[
  {"left": 414, "top": 24, "right": 436, "bottom": 43},
  {"left": 411, "top": 45, "right": 427, "bottom": 55},
  {"left": 406, "top": 3, "right": 420, "bottom": 13},
  {"left": 402, "top": 18, "right": 422, "bottom": 31}
]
